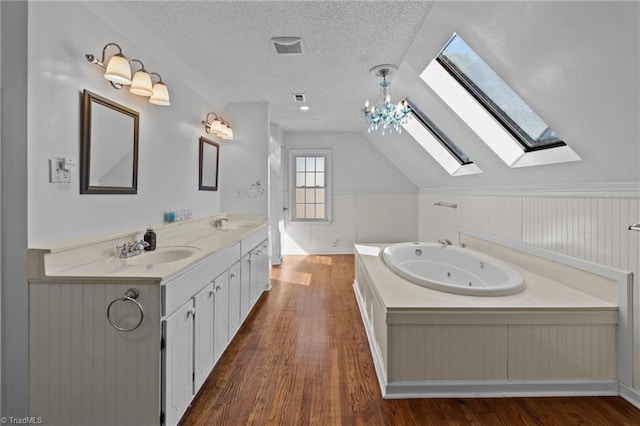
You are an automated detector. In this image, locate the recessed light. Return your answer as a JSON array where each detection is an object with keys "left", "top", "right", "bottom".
[{"left": 299, "top": 105, "right": 310, "bottom": 111}]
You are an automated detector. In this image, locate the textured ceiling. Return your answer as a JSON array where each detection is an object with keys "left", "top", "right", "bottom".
[{"left": 117, "top": 1, "right": 434, "bottom": 132}]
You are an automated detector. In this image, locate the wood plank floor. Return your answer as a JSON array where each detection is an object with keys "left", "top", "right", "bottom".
[{"left": 180, "top": 254, "right": 640, "bottom": 425}]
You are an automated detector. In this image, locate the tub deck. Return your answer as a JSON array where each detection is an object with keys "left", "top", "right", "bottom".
[{"left": 354, "top": 243, "right": 619, "bottom": 398}]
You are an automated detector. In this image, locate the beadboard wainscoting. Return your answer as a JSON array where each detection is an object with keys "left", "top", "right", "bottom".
[
  {"left": 418, "top": 192, "right": 640, "bottom": 400},
  {"left": 282, "top": 193, "right": 418, "bottom": 255}
]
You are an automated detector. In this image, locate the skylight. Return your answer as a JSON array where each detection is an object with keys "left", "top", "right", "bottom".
[
  {"left": 421, "top": 33, "right": 580, "bottom": 168},
  {"left": 401, "top": 98, "right": 482, "bottom": 176}
]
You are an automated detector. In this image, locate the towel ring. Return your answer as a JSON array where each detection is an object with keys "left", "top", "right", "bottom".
[{"left": 107, "top": 288, "right": 144, "bottom": 332}]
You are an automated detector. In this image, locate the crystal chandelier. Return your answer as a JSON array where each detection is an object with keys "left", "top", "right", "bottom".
[{"left": 362, "top": 64, "right": 411, "bottom": 134}]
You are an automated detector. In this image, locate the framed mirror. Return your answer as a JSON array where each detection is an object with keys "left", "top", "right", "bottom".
[
  {"left": 80, "top": 90, "right": 139, "bottom": 194},
  {"left": 199, "top": 137, "right": 219, "bottom": 191}
]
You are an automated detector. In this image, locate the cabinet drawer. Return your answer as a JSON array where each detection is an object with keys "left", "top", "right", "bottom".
[
  {"left": 240, "top": 225, "right": 268, "bottom": 257},
  {"left": 162, "top": 242, "right": 240, "bottom": 316}
]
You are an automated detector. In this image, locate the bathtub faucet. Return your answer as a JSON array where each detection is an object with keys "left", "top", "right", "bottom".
[{"left": 438, "top": 239, "right": 452, "bottom": 246}]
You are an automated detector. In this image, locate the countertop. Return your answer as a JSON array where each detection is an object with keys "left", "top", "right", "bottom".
[{"left": 28, "top": 214, "right": 268, "bottom": 283}]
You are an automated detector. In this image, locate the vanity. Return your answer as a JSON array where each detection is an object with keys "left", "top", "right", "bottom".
[{"left": 27, "top": 214, "right": 270, "bottom": 426}]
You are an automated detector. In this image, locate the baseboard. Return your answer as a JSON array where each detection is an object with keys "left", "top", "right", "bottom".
[
  {"left": 283, "top": 248, "right": 354, "bottom": 255},
  {"left": 384, "top": 379, "right": 619, "bottom": 399},
  {"left": 620, "top": 382, "right": 640, "bottom": 409}
]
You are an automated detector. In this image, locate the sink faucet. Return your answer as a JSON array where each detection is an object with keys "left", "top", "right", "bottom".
[
  {"left": 117, "top": 240, "right": 149, "bottom": 258},
  {"left": 210, "top": 217, "right": 228, "bottom": 228},
  {"left": 438, "top": 239, "right": 452, "bottom": 246}
]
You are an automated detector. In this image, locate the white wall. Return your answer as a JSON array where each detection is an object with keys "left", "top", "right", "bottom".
[
  {"left": 282, "top": 131, "right": 418, "bottom": 254},
  {"left": 219, "top": 102, "right": 269, "bottom": 214},
  {"left": 27, "top": 2, "right": 227, "bottom": 246},
  {"left": 1, "top": 1, "right": 28, "bottom": 418},
  {"left": 418, "top": 191, "right": 640, "bottom": 395}
]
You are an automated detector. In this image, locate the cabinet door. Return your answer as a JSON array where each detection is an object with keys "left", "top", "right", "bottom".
[
  {"left": 162, "top": 300, "right": 195, "bottom": 426},
  {"left": 228, "top": 262, "right": 241, "bottom": 338},
  {"left": 240, "top": 255, "right": 251, "bottom": 322},
  {"left": 249, "top": 246, "right": 263, "bottom": 307},
  {"left": 213, "top": 272, "right": 230, "bottom": 363},
  {"left": 193, "top": 282, "right": 215, "bottom": 393}
]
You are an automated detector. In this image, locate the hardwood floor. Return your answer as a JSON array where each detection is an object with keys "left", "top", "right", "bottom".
[{"left": 180, "top": 254, "right": 640, "bottom": 425}]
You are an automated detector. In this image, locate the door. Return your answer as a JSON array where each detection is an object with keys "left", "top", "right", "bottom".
[
  {"left": 228, "top": 262, "right": 241, "bottom": 337},
  {"left": 162, "top": 300, "right": 195, "bottom": 426},
  {"left": 240, "top": 254, "right": 251, "bottom": 322},
  {"left": 213, "top": 271, "right": 230, "bottom": 363},
  {"left": 193, "top": 282, "right": 215, "bottom": 393}
]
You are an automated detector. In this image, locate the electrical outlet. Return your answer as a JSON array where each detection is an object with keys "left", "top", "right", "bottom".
[
  {"left": 331, "top": 238, "right": 339, "bottom": 247},
  {"left": 49, "top": 158, "right": 71, "bottom": 183}
]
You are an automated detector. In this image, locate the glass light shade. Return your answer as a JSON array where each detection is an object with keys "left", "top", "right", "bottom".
[
  {"left": 149, "top": 82, "right": 170, "bottom": 106},
  {"left": 209, "top": 118, "right": 222, "bottom": 135},
  {"left": 104, "top": 54, "right": 132, "bottom": 85},
  {"left": 222, "top": 127, "right": 234, "bottom": 140},
  {"left": 129, "top": 70, "right": 153, "bottom": 96}
]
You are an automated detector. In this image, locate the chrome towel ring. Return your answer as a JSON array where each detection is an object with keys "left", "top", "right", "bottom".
[{"left": 107, "top": 288, "right": 144, "bottom": 332}]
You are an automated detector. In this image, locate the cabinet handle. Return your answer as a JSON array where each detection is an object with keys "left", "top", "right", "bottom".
[
  {"left": 256, "top": 250, "right": 261, "bottom": 255},
  {"left": 247, "top": 259, "right": 251, "bottom": 264},
  {"left": 230, "top": 273, "right": 236, "bottom": 279},
  {"left": 209, "top": 290, "right": 215, "bottom": 298},
  {"left": 216, "top": 285, "right": 222, "bottom": 291},
  {"left": 186, "top": 307, "right": 196, "bottom": 319}
]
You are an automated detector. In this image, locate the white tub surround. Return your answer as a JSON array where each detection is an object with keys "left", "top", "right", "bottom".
[
  {"left": 354, "top": 239, "right": 625, "bottom": 399},
  {"left": 382, "top": 242, "right": 525, "bottom": 296},
  {"left": 28, "top": 214, "right": 270, "bottom": 426}
]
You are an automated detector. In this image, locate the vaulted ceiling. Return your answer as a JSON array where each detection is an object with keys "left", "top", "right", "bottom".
[{"left": 93, "top": 1, "right": 639, "bottom": 191}]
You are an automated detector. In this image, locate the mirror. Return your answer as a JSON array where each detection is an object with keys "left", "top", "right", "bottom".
[
  {"left": 199, "top": 137, "right": 219, "bottom": 191},
  {"left": 80, "top": 90, "right": 139, "bottom": 194}
]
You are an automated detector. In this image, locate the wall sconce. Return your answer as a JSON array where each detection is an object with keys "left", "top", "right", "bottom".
[
  {"left": 85, "top": 42, "right": 171, "bottom": 106},
  {"left": 201, "top": 112, "right": 234, "bottom": 140}
]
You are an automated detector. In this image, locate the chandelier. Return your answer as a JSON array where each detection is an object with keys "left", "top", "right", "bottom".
[{"left": 362, "top": 64, "right": 411, "bottom": 134}]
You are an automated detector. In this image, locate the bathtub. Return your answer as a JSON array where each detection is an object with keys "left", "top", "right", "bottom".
[{"left": 382, "top": 242, "right": 526, "bottom": 296}]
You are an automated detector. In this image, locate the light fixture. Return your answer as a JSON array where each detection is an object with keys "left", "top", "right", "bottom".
[
  {"left": 362, "top": 64, "right": 411, "bottom": 135},
  {"left": 299, "top": 105, "right": 310, "bottom": 111},
  {"left": 149, "top": 73, "right": 171, "bottom": 106},
  {"left": 201, "top": 113, "right": 234, "bottom": 140},
  {"left": 129, "top": 60, "right": 153, "bottom": 96},
  {"left": 86, "top": 43, "right": 170, "bottom": 106}
]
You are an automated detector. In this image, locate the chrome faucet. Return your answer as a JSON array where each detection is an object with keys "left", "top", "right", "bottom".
[
  {"left": 438, "top": 239, "right": 452, "bottom": 246},
  {"left": 117, "top": 240, "right": 149, "bottom": 258},
  {"left": 210, "top": 217, "right": 228, "bottom": 228}
]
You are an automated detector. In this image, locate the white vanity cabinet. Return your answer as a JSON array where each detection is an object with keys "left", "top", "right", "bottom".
[
  {"left": 163, "top": 299, "right": 196, "bottom": 426},
  {"left": 28, "top": 218, "right": 270, "bottom": 426},
  {"left": 212, "top": 271, "right": 230, "bottom": 363},
  {"left": 228, "top": 262, "right": 242, "bottom": 337}
]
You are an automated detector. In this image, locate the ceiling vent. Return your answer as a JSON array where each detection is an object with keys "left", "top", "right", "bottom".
[
  {"left": 293, "top": 93, "right": 306, "bottom": 103},
  {"left": 271, "top": 37, "right": 304, "bottom": 55}
]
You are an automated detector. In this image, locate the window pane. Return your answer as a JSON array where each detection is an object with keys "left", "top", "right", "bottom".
[
  {"left": 315, "top": 173, "right": 325, "bottom": 188},
  {"left": 295, "top": 188, "right": 305, "bottom": 203},
  {"left": 315, "top": 188, "right": 325, "bottom": 203},
  {"left": 296, "top": 204, "right": 306, "bottom": 219},
  {"left": 315, "top": 204, "right": 325, "bottom": 219},
  {"left": 316, "top": 157, "right": 325, "bottom": 172},
  {"left": 305, "top": 173, "right": 315, "bottom": 187},
  {"left": 296, "top": 173, "right": 305, "bottom": 187},
  {"left": 305, "top": 204, "right": 315, "bottom": 219},
  {"left": 305, "top": 188, "right": 315, "bottom": 203},
  {"left": 438, "top": 34, "right": 563, "bottom": 150},
  {"left": 305, "top": 157, "right": 316, "bottom": 172},
  {"left": 296, "top": 157, "right": 306, "bottom": 172}
]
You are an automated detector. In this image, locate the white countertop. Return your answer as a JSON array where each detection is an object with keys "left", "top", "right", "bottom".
[
  {"left": 355, "top": 244, "right": 617, "bottom": 311},
  {"left": 29, "top": 214, "right": 268, "bottom": 282}
]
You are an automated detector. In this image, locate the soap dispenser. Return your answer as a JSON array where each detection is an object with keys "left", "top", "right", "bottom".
[{"left": 143, "top": 227, "right": 156, "bottom": 251}]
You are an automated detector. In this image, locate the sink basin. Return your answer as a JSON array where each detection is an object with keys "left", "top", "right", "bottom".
[{"left": 127, "top": 246, "right": 200, "bottom": 266}]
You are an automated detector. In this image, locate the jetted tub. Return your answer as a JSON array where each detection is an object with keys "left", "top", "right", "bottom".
[{"left": 382, "top": 242, "right": 525, "bottom": 296}]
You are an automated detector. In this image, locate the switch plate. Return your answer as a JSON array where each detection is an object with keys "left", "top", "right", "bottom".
[{"left": 49, "top": 158, "right": 71, "bottom": 183}]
